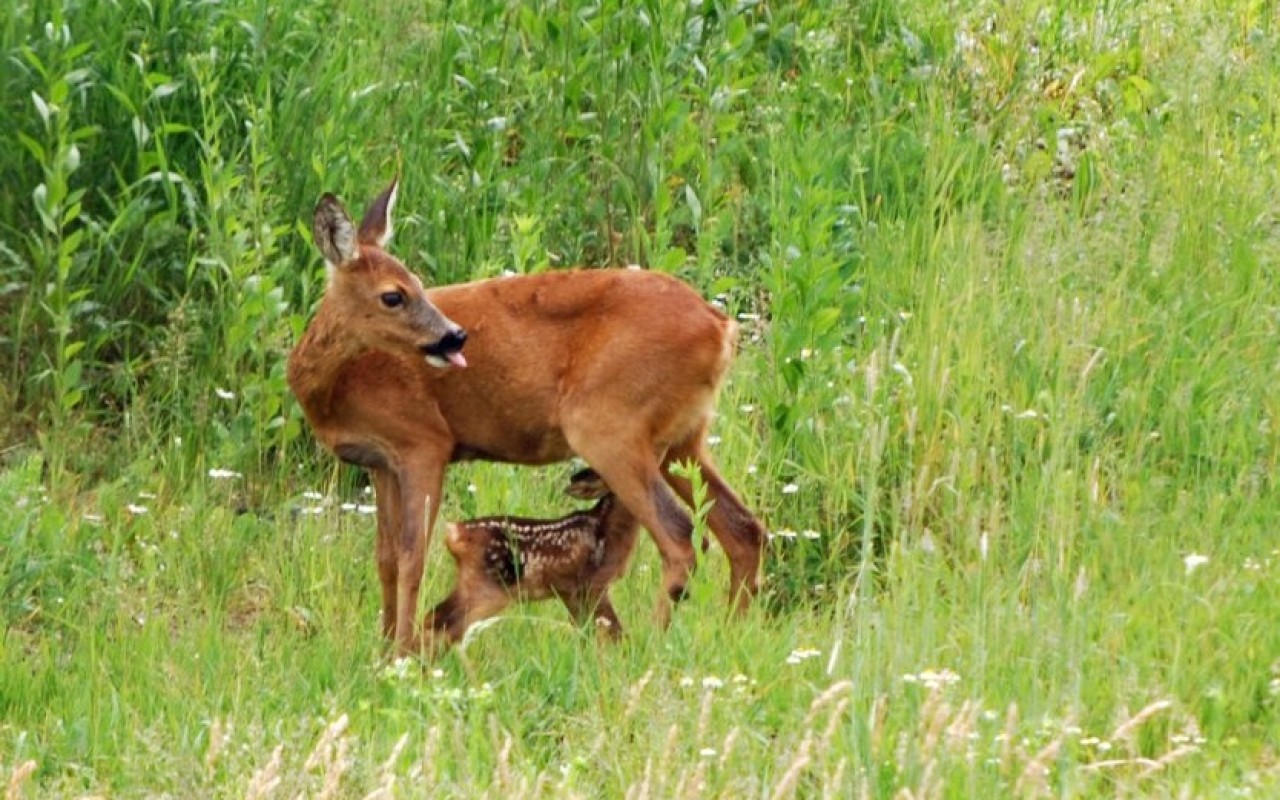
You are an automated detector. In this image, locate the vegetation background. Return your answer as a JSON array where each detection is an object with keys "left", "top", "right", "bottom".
[{"left": 3, "top": 0, "right": 1279, "bottom": 795}]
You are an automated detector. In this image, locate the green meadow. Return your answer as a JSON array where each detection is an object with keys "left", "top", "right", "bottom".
[{"left": 3, "top": 0, "right": 1279, "bottom": 795}]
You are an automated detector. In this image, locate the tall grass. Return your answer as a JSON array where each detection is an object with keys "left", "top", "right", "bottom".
[{"left": 3, "top": 0, "right": 1280, "bottom": 795}]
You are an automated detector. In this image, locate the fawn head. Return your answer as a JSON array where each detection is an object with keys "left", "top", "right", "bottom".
[
  {"left": 312, "top": 178, "right": 468, "bottom": 369},
  {"left": 565, "top": 468, "right": 610, "bottom": 501}
]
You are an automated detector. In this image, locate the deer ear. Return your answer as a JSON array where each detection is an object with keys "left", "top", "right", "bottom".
[
  {"left": 357, "top": 177, "right": 399, "bottom": 248},
  {"left": 313, "top": 193, "right": 359, "bottom": 268}
]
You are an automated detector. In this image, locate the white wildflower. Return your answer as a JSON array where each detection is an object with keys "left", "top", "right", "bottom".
[
  {"left": 126, "top": 503, "right": 148, "bottom": 515},
  {"left": 214, "top": 388, "right": 236, "bottom": 400},
  {"left": 786, "top": 648, "right": 821, "bottom": 665},
  {"left": 903, "top": 668, "right": 960, "bottom": 690},
  {"left": 208, "top": 468, "right": 242, "bottom": 480},
  {"left": 781, "top": 483, "right": 799, "bottom": 495},
  {"left": 1183, "top": 552, "right": 1209, "bottom": 575}
]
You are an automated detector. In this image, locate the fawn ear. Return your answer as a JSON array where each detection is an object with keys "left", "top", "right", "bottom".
[
  {"left": 357, "top": 176, "right": 399, "bottom": 248},
  {"left": 313, "top": 193, "right": 359, "bottom": 268}
]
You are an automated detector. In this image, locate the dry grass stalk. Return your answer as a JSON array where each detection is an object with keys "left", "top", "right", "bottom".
[
  {"left": 944, "top": 700, "right": 978, "bottom": 757},
  {"left": 1080, "top": 757, "right": 1158, "bottom": 772},
  {"left": 623, "top": 670, "right": 654, "bottom": 721},
  {"left": 1014, "top": 736, "right": 1062, "bottom": 798},
  {"left": 495, "top": 732, "right": 516, "bottom": 792},
  {"left": 919, "top": 687, "right": 951, "bottom": 756},
  {"left": 696, "top": 689, "right": 716, "bottom": 741},
  {"left": 822, "top": 757, "right": 848, "bottom": 800},
  {"left": 626, "top": 757, "right": 654, "bottom": 800},
  {"left": 804, "top": 680, "right": 854, "bottom": 728},
  {"left": 822, "top": 698, "right": 852, "bottom": 751},
  {"left": 316, "top": 735, "right": 351, "bottom": 800},
  {"left": 769, "top": 733, "right": 813, "bottom": 800},
  {"left": 417, "top": 725, "right": 442, "bottom": 788},
  {"left": 205, "top": 717, "right": 230, "bottom": 775},
  {"left": 1111, "top": 700, "right": 1172, "bottom": 744},
  {"left": 362, "top": 732, "right": 411, "bottom": 800},
  {"left": 380, "top": 732, "right": 409, "bottom": 776},
  {"left": 6, "top": 760, "right": 36, "bottom": 800},
  {"left": 999, "top": 702, "right": 1018, "bottom": 775},
  {"left": 304, "top": 714, "right": 350, "bottom": 772},
  {"left": 678, "top": 758, "right": 708, "bottom": 800},
  {"left": 719, "top": 727, "right": 741, "bottom": 767},
  {"left": 1081, "top": 742, "right": 1197, "bottom": 779},
  {"left": 653, "top": 724, "right": 681, "bottom": 798},
  {"left": 869, "top": 694, "right": 888, "bottom": 758},
  {"left": 244, "top": 745, "right": 283, "bottom": 800},
  {"left": 1140, "top": 744, "right": 1199, "bottom": 776}
]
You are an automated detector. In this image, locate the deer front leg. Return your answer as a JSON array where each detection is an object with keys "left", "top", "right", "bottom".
[
  {"left": 561, "top": 590, "right": 624, "bottom": 641},
  {"left": 371, "top": 468, "right": 402, "bottom": 642},
  {"left": 393, "top": 457, "right": 446, "bottom": 656}
]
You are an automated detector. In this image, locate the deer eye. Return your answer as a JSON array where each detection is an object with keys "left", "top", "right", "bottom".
[{"left": 380, "top": 291, "right": 405, "bottom": 308}]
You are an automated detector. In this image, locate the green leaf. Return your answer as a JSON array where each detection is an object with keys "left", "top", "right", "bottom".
[
  {"left": 61, "top": 229, "right": 85, "bottom": 255},
  {"left": 684, "top": 184, "right": 703, "bottom": 226},
  {"left": 31, "top": 92, "right": 51, "bottom": 125},
  {"left": 63, "top": 341, "right": 86, "bottom": 360},
  {"left": 16, "top": 132, "right": 46, "bottom": 164},
  {"left": 656, "top": 247, "right": 687, "bottom": 272},
  {"left": 812, "top": 307, "right": 841, "bottom": 335}
]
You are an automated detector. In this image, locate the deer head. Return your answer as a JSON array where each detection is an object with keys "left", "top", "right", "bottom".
[{"left": 312, "top": 179, "right": 468, "bottom": 368}]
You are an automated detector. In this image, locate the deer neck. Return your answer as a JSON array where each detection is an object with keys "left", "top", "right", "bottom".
[
  {"left": 287, "top": 302, "right": 366, "bottom": 418},
  {"left": 591, "top": 495, "right": 615, "bottom": 527}
]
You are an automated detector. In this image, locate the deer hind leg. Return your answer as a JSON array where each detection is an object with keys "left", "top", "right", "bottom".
[
  {"left": 424, "top": 580, "right": 512, "bottom": 655},
  {"left": 565, "top": 430, "right": 697, "bottom": 628},
  {"left": 662, "top": 433, "right": 765, "bottom": 613}
]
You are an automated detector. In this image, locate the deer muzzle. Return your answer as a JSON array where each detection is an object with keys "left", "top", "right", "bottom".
[{"left": 421, "top": 327, "right": 468, "bottom": 369}]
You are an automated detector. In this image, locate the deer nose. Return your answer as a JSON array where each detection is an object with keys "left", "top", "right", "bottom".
[{"left": 439, "top": 327, "right": 467, "bottom": 352}]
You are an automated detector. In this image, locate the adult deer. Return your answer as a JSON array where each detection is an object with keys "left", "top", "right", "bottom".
[{"left": 287, "top": 178, "right": 765, "bottom": 654}]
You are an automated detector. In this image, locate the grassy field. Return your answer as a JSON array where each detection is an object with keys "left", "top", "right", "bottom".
[{"left": 3, "top": 0, "right": 1280, "bottom": 796}]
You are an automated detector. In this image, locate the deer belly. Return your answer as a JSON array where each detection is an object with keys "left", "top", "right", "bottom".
[{"left": 450, "top": 428, "right": 574, "bottom": 465}]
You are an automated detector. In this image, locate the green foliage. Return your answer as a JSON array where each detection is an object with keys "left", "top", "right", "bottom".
[{"left": 3, "top": 0, "right": 1280, "bottom": 795}]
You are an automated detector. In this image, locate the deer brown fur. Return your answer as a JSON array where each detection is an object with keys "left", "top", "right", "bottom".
[
  {"left": 425, "top": 468, "right": 639, "bottom": 652},
  {"left": 286, "top": 179, "right": 765, "bottom": 654}
]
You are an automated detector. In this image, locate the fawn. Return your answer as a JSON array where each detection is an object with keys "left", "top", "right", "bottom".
[{"left": 425, "top": 468, "right": 640, "bottom": 651}]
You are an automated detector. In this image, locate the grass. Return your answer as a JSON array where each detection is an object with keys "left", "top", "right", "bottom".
[{"left": 3, "top": 0, "right": 1280, "bottom": 796}]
